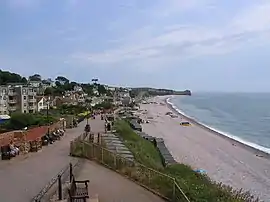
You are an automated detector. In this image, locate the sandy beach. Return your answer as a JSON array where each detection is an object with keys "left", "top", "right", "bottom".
[{"left": 139, "top": 96, "right": 270, "bottom": 201}]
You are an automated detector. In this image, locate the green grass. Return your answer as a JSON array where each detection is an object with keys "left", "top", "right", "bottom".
[
  {"left": 114, "top": 120, "right": 163, "bottom": 169},
  {"left": 114, "top": 120, "right": 259, "bottom": 202}
]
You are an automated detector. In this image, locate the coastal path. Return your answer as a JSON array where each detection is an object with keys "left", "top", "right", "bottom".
[
  {"left": 0, "top": 116, "right": 105, "bottom": 202},
  {"left": 76, "top": 159, "right": 165, "bottom": 202}
]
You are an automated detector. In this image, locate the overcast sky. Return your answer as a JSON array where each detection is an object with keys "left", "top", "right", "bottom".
[{"left": 1, "top": 0, "right": 270, "bottom": 92}]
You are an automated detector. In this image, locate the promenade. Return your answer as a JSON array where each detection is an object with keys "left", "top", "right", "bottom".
[
  {"left": 76, "top": 160, "right": 165, "bottom": 202},
  {"left": 0, "top": 117, "right": 102, "bottom": 202}
]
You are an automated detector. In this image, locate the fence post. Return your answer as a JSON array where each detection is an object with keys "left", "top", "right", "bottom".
[
  {"left": 172, "top": 179, "right": 176, "bottom": 202},
  {"left": 82, "top": 141, "right": 85, "bottom": 157},
  {"left": 69, "top": 141, "right": 73, "bottom": 156},
  {"left": 69, "top": 163, "right": 73, "bottom": 182},
  {"left": 92, "top": 144, "right": 94, "bottom": 159},
  {"left": 114, "top": 154, "right": 117, "bottom": 168},
  {"left": 97, "top": 133, "right": 100, "bottom": 144},
  {"left": 58, "top": 175, "right": 62, "bottom": 200},
  {"left": 148, "top": 169, "right": 151, "bottom": 185},
  {"left": 101, "top": 147, "right": 104, "bottom": 163}
]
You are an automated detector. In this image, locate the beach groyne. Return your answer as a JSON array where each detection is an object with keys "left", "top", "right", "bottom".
[{"left": 131, "top": 122, "right": 177, "bottom": 167}]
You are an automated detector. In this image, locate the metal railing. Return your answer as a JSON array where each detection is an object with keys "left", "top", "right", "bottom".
[
  {"left": 31, "top": 161, "right": 80, "bottom": 202},
  {"left": 70, "top": 139, "right": 190, "bottom": 202}
]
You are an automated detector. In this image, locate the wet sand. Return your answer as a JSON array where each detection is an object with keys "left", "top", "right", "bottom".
[{"left": 139, "top": 96, "right": 270, "bottom": 201}]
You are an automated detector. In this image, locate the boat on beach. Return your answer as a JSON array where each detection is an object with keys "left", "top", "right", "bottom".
[{"left": 180, "top": 121, "right": 191, "bottom": 126}]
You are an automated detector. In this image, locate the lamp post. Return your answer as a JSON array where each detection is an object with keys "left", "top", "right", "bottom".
[
  {"left": 47, "top": 101, "right": 50, "bottom": 134},
  {"left": 86, "top": 107, "right": 89, "bottom": 125}
]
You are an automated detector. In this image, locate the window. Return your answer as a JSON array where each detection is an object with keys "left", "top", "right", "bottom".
[
  {"left": 24, "top": 96, "right": 27, "bottom": 100},
  {"left": 39, "top": 102, "right": 42, "bottom": 106},
  {"left": 24, "top": 103, "right": 27, "bottom": 107},
  {"left": 3, "top": 111, "right": 7, "bottom": 114},
  {"left": 24, "top": 110, "right": 27, "bottom": 113}
]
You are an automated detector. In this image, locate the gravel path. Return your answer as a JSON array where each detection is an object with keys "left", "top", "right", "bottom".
[
  {"left": 0, "top": 116, "right": 104, "bottom": 202},
  {"left": 77, "top": 160, "right": 165, "bottom": 202}
]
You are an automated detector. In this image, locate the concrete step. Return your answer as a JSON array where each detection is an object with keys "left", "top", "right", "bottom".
[
  {"left": 103, "top": 137, "right": 118, "bottom": 141},
  {"left": 116, "top": 149, "right": 133, "bottom": 155},
  {"left": 121, "top": 154, "right": 134, "bottom": 159},
  {"left": 104, "top": 139, "right": 122, "bottom": 143}
]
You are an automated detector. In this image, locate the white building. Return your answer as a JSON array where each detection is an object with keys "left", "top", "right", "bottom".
[
  {"left": 36, "top": 96, "right": 47, "bottom": 112},
  {"left": 74, "top": 85, "right": 83, "bottom": 92},
  {"left": 0, "top": 85, "right": 38, "bottom": 114},
  {"left": 29, "top": 80, "right": 42, "bottom": 88}
]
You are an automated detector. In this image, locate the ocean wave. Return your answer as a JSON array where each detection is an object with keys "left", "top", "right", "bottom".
[{"left": 166, "top": 97, "right": 270, "bottom": 154}]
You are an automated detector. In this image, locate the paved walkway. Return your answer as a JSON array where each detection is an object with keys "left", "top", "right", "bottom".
[
  {"left": 77, "top": 160, "right": 165, "bottom": 202},
  {"left": 0, "top": 116, "right": 105, "bottom": 202}
]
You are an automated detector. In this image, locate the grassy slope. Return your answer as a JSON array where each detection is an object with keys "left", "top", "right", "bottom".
[{"left": 114, "top": 120, "right": 257, "bottom": 202}]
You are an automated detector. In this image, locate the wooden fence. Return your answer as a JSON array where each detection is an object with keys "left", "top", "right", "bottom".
[{"left": 70, "top": 138, "right": 190, "bottom": 202}]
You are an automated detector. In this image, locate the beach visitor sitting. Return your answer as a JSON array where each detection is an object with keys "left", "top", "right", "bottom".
[{"left": 9, "top": 141, "right": 19, "bottom": 156}]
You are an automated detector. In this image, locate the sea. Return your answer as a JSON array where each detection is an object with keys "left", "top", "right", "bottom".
[{"left": 168, "top": 93, "right": 270, "bottom": 154}]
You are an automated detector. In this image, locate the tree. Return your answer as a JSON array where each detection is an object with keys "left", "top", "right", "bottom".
[
  {"left": 44, "top": 87, "right": 54, "bottom": 95},
  {"left": 55, "top": 81, "right": 61, "bottom": 87},
  {"left": 97, "top": 84, "right": 107, "bottom": 95},
  {"left": 69, "top": 82, "right": 77, "bottom": 90},
  {"left": 0, "top": 70, "right": 27, "bottom": 85},
  {"left": 93, "top": 101, "right": 114, "bottom": 110},
  {"left": 21, "top": 77, "right": 28, "bottom": 84},
  {"left": 29, "top": 74, "right": 42, "bottom": 81},
  {"left": 42, "top": 79, "right": 51, "bottom": 85},
  {"left": 55, "top": 76, "right": 69, "bottom": 84},
  {"left": 81, "top": 83, "right": 94, "bottom": 96}
]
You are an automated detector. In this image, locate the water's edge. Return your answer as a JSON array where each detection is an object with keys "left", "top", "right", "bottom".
[{"left": 165, "top": 96, "right": 270, "bottom": 156}]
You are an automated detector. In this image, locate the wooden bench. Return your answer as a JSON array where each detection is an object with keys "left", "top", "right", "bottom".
[
  {"left": 68, "top": 175, "right": 90, "bottom": 202},
  {"left": 1, "top": 145, "right": 12, "bottom": 160}
]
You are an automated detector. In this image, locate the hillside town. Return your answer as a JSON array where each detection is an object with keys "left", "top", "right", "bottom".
[{"left": 0, "top": 70, "right": 132, "bottom": 117}]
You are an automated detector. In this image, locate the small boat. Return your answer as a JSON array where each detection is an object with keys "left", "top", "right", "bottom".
[
  {"left": 180, "top": 122, "right": 191, "bottom": 126},
  {"left": 194, "top": 169, "right": 206, "bottom": 174}
]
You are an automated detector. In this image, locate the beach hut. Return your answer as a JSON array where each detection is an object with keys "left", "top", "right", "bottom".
[{"left": 0, "top": 115, "right": 11, "bottom": 124}]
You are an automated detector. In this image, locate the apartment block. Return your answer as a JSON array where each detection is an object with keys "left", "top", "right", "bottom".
[
  {"left": 0, "top": 86, "right": 9, "bottom": 115},
  {"left": 0, "top": 85, "right": 38, "bottom": 114}
]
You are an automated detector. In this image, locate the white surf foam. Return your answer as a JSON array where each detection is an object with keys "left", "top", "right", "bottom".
[{"left": 166, "top": 97, "right": 270, "bottom": 154}]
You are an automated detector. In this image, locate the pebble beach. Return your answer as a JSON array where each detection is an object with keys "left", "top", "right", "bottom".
[{"left": 138, "top": 96, "right": 270, "bottom": 201}]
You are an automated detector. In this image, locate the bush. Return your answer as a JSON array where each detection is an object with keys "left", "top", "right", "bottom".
[
  {"left": 93, "top": 101, "right": 114, "bottom": 110},
  {"left": 57, "top": 104, "right": 88, "bottom": 115},
  {"left": 2, "top": 113, "right": 57, "bottom": 130}
]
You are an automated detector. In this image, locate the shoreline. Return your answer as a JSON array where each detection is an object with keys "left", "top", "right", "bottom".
[
  {"left": 140, "top": 96, "right": 270, "bottom": 200},
  {"left": 165, "top": 96, "right": 270, "bottom": 159}
]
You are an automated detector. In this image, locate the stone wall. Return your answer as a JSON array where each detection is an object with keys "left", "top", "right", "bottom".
[
  {"left": 0, "top": 120, "right": 65, "bottom": 150},
  {"left": 0, "top": 131, "right": 14, "bottom": 147}
]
